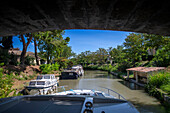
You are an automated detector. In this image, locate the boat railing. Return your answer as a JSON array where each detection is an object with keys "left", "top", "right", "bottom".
[
  {"left": 55, "top": 86, "right": 127, "bottom": 101},
  {"left": 99, "top": 86, "right": 127, "bottom": 101}
]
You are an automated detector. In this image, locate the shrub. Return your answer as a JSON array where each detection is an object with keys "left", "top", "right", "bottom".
[
  {"left": 40, "top": 64, "right": 52, "bottom": 74},
  {"left": 0, "top": 68, "right": 14, "bottom": 98},
  {"left": 145, "top": 71, "right": 170, "bottom": 96},
  {"left": 51, "top": 62, "right": 60, "bottom": 71},
  {"left": 110, "top": 65, "right": 118, "bottom": 72},
  {"left": 24, "top": 55, "right": 35, "bottom": 65},
  {"left": 160, "top": 83, "right": 170, "bottom": 95},
  {"left": 148, "top": 72, "right": 169, "bottom": 88},
  {"left": 40, "top": 62, "right": 60, "bottom": 74}
]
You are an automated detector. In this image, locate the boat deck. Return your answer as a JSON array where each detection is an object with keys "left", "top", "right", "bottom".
[{"left": 0, "top": 95, "right": 139, "bottom": 113}]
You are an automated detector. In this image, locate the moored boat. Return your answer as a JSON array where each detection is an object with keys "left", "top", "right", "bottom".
[
  {"left": 23, "top": 74, "right": 59, "bottom": 95},
  {"left": 60, "top": 65, "right": 84, "bottom": 79}
]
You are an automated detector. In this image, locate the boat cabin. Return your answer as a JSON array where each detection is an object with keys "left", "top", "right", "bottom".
[{"left": 36, "top": 74, "right": 56, "bottom": 80}]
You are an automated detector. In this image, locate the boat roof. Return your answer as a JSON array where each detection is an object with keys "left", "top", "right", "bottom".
[
  {"left": 0, "top": 95, "right": 139, "bottom": 113},
  {"left": 38, "top": 74, "right": 55, "bottom": 76},
  {"left": 30, "top": 80, "right": 48, "bottom": 82}
]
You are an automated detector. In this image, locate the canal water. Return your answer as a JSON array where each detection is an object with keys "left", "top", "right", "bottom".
[{"left": 59, "top": 70, "right": 169, "bottom": 113}]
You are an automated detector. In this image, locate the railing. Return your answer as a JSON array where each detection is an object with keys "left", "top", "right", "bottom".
[
  {"left": 99, "top": 86, "right": 127, "bottom": 101},
  {"left": 56, "top": 86, "right": 127, "bottom": 101}
]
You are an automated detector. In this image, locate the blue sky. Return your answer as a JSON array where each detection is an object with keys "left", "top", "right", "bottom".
[{"left": 13, "top": 30, "right": 131, "bottom": 54}]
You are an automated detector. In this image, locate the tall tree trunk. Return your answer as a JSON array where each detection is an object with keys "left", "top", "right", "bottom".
[
  {"left": 20, "top": 46, "right": 27, "bottom": 65},
  {"left": 34, "top": 38, "right": 39, "bottom": 65},
  {"left": 20, "top": 34, "right": 33, "bottom": 65}
]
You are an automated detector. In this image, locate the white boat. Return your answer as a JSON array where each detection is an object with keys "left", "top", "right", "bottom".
[
  {"left": 61, "top": 65, "right": 84, "bottom": 79},
  {"left": 0, "top": 87, "right": 139, "bottom": 113},
  {"left": 24, "top": 74, "right": 59, "bottom": 95},
  {"left": 72, "top": 65, "right": 84, "bottom": 76}
]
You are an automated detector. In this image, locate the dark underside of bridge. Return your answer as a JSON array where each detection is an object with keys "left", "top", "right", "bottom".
[{"left": 0, "top": 0, "right": 170, "bottom": 36}]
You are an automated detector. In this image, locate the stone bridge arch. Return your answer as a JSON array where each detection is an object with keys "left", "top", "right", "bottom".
[{"left": 0, "top": 0, "right": 170, "bottom": 36}]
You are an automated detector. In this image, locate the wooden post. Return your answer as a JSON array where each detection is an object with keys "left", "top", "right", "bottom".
[
  {"left": 127, "top": 70, "right": 129, "bottom": 80},
  {"left": 135, "top": 72, "right": 138, "bottom": 83}
]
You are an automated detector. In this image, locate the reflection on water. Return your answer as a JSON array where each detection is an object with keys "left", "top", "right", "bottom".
[
  {"left": 119, "top": 80, "right": 144, "bottom": 90},
  {"left": 59, "top": 70, "right": 169, "bottom": 113}
]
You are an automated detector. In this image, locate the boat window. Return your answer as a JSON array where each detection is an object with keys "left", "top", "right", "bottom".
[
  {"left": 37, "top": 81, "right": 45, "bottom": 85},
  {"left": 37, "top": 76, "right": 43, "bottom": 79},
  {"left": 46, "top": 81, "right": 50, "bottom": 85},
  {"left": 67, "top": 93, "right": 73, "bottom": 95},
  {"left": 29, "top": 81, "right": 36, "bottom": 85},
  {"left": 96, "top": 93, "right": 104, "bottom": 97},
  {"left": 44, "top": 76, "right": 50, "bottom": 79},
  {"left": 80, "top": 93, "right": 90, "bottom": 95}
]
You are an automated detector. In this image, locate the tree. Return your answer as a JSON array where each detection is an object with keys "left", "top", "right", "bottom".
[
  {"left": 123, "top": 33, "right": 146, "bottom": 65},
  {"left": 32, "top": 33, "right": 40, "bottom": 65},
  {"left": 151, "top": 44, "right": 170, "bottom": 67},
  {"left": 0, "top": 36, "right": 13, "bottom": 64},
  {"left": 38, "top": 30, "right": 70, "bottom": 64},
  {"left": 33, "top": 37, "right": 39, "bottom": 65},
  {"left": 96, "top": 48, "right": 108, "bottom": 64},
  {"left": 143, "top": 34, "right": 169, "bottom": 50},
  {"left": 110, "top": 45, "right": 124, "bottom": 64},
  {"left": 19, "top": 34, "right": 33, "bottom": 65},
  {"left": 143, "top": 34, "right": 170, "bottom": 66}
]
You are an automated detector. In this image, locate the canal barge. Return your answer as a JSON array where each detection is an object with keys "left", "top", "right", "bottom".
[
  {"left": 24, "top": 74, "right": 59, "bottom": 95},
  {"left": 0, "top": 88, "right": 139, "bottom": 113},
  {"left": 60, "top": 65, "right": 84, "bottom": 79}
]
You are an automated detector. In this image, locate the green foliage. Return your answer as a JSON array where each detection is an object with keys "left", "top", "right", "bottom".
[
  {"left": 37, "top": 30, "right": 72, "bottom": 64},
  {"left": 148, "top": 72, "right": 169, "bottom": 88},
  {"left": 24, "top": 55, "right": 35, "bottom": 65},
  {"left": 160, "top": 83, "right": 170, "bottom": 95},
  {"left": 51, "top": 62, "right": 60, "bottom": 71},
  {"left": 55, "top": 57, "right": 68, "bottom": 69},
  {"left": 9, "top": 53, "right": 19, "bottom": 65},
  {"left": 145, "top": 71, "right": 170, "bottom": 96},
  {"left": 123, "top": 33, "right": 146, "bottom": 65},
  {"left": 76, "top": 48, "right": 108, "bottom": 65},
  {"left": 40, "top": 62, "right": 60, "bottom": 74},
  {"left": 40, "top": 64, "right": 52, "bottom": 74},
  {"left": 0, "top": 49, "right": 10, "bottom": 65},
  {"left": 74, "top": 33, "right": 169, "bottom": 73},
  {"left": 110, "top": 65, "right": 119, "bottom": 73},
  {"left": 151, "top": 46, "right": 170, "bottom": 67},
  {"left": 0, "top": 68, "right": 14, "bottom": 98},
  {"left": 0, "top": 63, "right": 4, "bottom": 66},
  {"left": 85, "top": 64, "right": 119, "bottom": 73}
]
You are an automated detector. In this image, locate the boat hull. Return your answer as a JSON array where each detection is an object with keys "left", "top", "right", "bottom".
[{"left": 60, "top": 72, "right": 79, "bottom": 79}]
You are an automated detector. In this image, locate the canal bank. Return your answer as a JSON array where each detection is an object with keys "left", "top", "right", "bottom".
[
  {"left": 59, "top": 70, "right": 170, "bottom": 113},
  {"left": 84, "top": 65, "right": 170, "bottom": 104}
]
